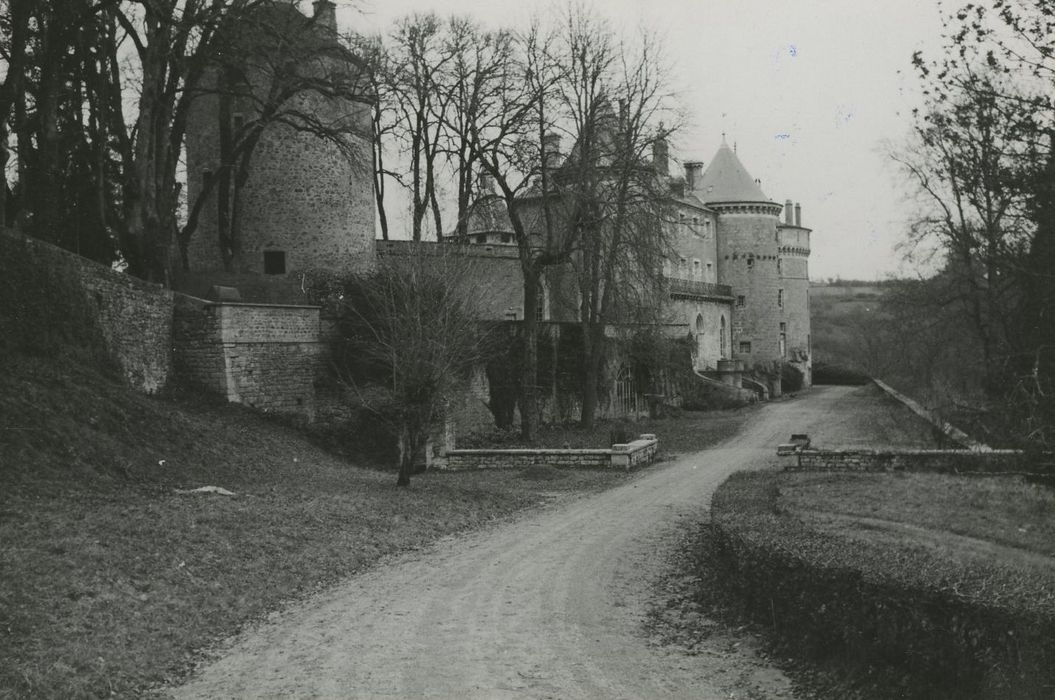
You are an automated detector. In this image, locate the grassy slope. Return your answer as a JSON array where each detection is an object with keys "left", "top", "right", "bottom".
[
  {"left": 0, "top": 354, "right": 607, "bottom": 698},
  {"left": 0, "top": 352, "right": 751, "bottom": 698}
]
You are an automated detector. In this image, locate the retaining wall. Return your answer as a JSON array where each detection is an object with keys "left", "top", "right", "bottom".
[
  {"left": 440, "top": 434, "right": 658, "bottom": 471},
  {"left": 172, "top": 294, "right": 322, "bottom": 419},
  {"left": 0, "top": 229, "right": 173, "bottom": 393}
]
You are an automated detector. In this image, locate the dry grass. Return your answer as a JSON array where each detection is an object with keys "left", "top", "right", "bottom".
[
  {"left": 458, "top": 406, "right": 755, "bottom": 456},
  {"left": 0, "top": 352, "right": 748, "bottom": 698},
  {"left": 779, "top": 472, "right": 1055, "bottom": 559},
  {"left": 0, "top": 354, "right": 627, "bottom": 698}
]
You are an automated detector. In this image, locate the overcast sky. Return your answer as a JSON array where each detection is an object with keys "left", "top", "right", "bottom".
[{"left": 335, "top": 0, "right": 948, "bottom": 281}]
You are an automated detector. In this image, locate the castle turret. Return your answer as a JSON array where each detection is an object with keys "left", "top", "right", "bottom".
[
  {"left": 182, "top": 0, "right": 375, "bottom": 293},
  {"left": 777, "top": 200, "right": 812, "bottom": 385},
  {"left": 693, "top": 141, "right": 804, "bottom": 384}
]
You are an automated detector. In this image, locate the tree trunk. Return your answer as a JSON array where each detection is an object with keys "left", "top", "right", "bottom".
[
  {"left": 520, "top": 268, "right": 540, "bottom": 442},
  {"left": 580, "top": 321, "right": 605, "bottom": 429}
]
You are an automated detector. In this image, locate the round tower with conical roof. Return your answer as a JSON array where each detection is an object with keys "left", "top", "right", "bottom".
[{"left": 691, "top": 141, "right": 811, "bottom": 387}]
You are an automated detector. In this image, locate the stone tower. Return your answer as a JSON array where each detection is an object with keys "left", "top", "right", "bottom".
[
  {"left": 692, "top": 141, "right": 811, "bottom": 385},
  {"left": 778, "top": 199, "right": 813, "bottom": 384},
  {"left": 182, "top": 0, "right": 375, "bottom": 288}
]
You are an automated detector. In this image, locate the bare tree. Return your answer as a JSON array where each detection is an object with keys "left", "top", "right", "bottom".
[
  {"left": 552, "top": 11, "right": 679, "bottom": 427},
  {"left": 337, "top": 244, "right": 486, "bottom": 486},
  {"left": 896, "top": 0, "right": 1055, "bottom": 447},
  {"left": 384, "top": 13, "right": 452, "bottom": 241},
  {"left": 179, "top": 5, "right": 371, "bottom": 271}
]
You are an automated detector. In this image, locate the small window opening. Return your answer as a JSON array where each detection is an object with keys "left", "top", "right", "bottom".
[
  {"left": 264, "top": 250, "right": 286, "bottom": 274},
  {"left": 233, "top": 113, "right": 245, "bottom": 133},
  {"left": 736, "top": 295, "right": 745, "bottom": 308},
  {"left": 747, "top": 257, "right": 755, "bottom": 269},
  {"left": 778, "top": 289, "right": 784, "bottom": 308},
  {"left": 739, "top": 341, "right": 752, "bottom": 354}
]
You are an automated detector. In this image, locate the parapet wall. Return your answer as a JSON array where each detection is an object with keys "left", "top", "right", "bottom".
[
  {"left": 0, "top": 229, "right": 173, "bottom": 393},
  {"left": 440, "top": 434, "right": 658, "bottom": 471},
  {"left": 172, "top": 295, "right": 321, "bottom": 419}
]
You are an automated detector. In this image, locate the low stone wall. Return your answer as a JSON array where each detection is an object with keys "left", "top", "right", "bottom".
[
  {"left": 172, "top": 294, "right": 322, "bottom": 419},
  {"left": 785, "top": 448, "right": 1045, "bottom": 474},
  {"left": 0, "top": 229, "right": 173, "bottom": 393},
  {"left": 440, "top": 434, "right": 658, "bottom": 471}
]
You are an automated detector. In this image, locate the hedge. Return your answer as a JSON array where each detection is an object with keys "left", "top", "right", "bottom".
[{"left": 710, "top": 472, "right": 1055, "bottom": 699}]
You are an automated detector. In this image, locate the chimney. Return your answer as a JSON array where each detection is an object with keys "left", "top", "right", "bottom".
[
  {"left": 652, "top": 134, "right": 669, "bottom": 176},
  {"left": 542, "top": 132, "right": 562, "bottom": 172},
  {"left": 785, "top": 199, "right": 793, "bottom": 225},
  {"left": 312, "top": 0, "right": 337, "bottom": 36},
  {"left": 794, "top": 202, "right": 802, "bottom": 227},
  {"left": 684, "top": 161, "right": 703, "bottom": 190}
]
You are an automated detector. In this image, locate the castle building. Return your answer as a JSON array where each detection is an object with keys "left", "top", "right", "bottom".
[
  {"left": 456, "top": 136, "right": 813, "bottom": 391},
  {"left": 177, "top": 0, "right": 812, "bottom": 406}
]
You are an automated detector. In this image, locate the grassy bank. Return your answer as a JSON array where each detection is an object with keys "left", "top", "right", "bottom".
[{"left": 0, "top": 352, "right": 746, "bottom": 698}]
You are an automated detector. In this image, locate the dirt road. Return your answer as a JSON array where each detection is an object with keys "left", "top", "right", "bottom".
[{"left": 169, "top": 386, "right": 874, "bottom": 699}]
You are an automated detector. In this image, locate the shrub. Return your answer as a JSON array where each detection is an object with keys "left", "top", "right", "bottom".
[{"left": 780, "top": 363, "right": 804, "bottom": 392}]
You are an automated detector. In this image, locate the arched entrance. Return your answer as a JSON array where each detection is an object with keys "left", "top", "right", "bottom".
[
  {"left": 695, "top": 314, "right": 706, "bottom": 368},
  {"left": 720, "top": 315, "right": 727, "bottom": 359}
]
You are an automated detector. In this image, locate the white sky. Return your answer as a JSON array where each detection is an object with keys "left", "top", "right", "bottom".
[{"left": 332, "top": 0, "right": 948, "bottom": 281}]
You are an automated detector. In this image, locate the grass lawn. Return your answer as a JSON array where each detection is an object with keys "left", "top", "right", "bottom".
[
  {"left": 779, "top": 471, "right": 1055, "bottom": 559},
  {"left": 457, "top": 406, "right": 754, "bottom": 455},
  {"left": 0, "top": 352, "right": 748, "bottom": 698}
]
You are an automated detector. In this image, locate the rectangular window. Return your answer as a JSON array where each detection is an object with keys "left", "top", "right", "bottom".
[
  {"left": 747, "top": 257, "right": 755, "bottom": 269},
  {"left": 780, "top": 322, "right": 787, "bottom": 332},
  {"left": 736, "top": 295, "right": 745, "bottom": 307},
  {"left": 738, "top": 341, "right": 752, "bottom": 354},
  {"left": 778, "top": 288, "right": 784, "bottom": 307},
  {"left": 263, "top": 250, "right": 286, "bottom": 274},
  {"left": 233, "top": 113, "right": 245, "bottom": 133},
  {"left": 777, "top": 258, "right": 782, "bottom": 274},
  {"left": 779, "top": 333, "right": 787, "bottom": 358}
]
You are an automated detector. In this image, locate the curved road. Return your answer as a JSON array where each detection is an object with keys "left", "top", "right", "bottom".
[{"left": 170, "top": 386, "right": 865, "bottom": 699}]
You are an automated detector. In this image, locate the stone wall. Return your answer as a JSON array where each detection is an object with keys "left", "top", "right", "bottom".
[
  {"left": 172, "top": 295, "right": 322, "bottom": 419},
  {"left": 440, "top": 434, "right": 658, "bottom": 471},
  {"left": 784, "top": 448, "right": 1045, "bottom": 473},
  {"left": 715, "top": 205, "right": 784, "bottom": 365},
  {"left": 183, "top": 5, "right": 375, "bottom": 281},
  {"left": 0, "top": 230, "right": 173, "bottom": 393}
]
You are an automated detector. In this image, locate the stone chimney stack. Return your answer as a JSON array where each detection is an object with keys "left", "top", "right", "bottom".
[
  {"left": 312, "top": 0, "right": 337, "bottom": 36},
  {"left": 684, "top": 161, "right": 703, "bottom": 189},
  {"left": 785, "top": 200, "right": 794, "bottom": 225},
  {"left": 794, "top": 202, "right": 802, "bottom": 227},
  {"left": 652, "top": 133, "right": 669, "bottom": 176}
]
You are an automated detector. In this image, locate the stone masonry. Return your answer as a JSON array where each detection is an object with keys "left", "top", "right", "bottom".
[{"left": 172, "top": 295, "right": 322, "bottom": 419}]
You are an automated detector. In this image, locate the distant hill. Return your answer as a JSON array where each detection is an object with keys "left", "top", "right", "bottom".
[{"left": 809, "top": 282, "right": 890, "bottom": 375}]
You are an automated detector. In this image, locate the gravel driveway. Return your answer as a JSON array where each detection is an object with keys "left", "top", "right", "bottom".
[{"left": 169, "top": 386, "right": 864, "bottom": 699}]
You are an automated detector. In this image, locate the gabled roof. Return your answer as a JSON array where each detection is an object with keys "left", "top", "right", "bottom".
[{"left": 694, "top": 142, "right": 771, "bottom": 204}]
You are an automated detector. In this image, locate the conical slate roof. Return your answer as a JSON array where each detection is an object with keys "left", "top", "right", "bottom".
[{"left": 694, "top": 142, "right": 771, "bottom": 204}]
